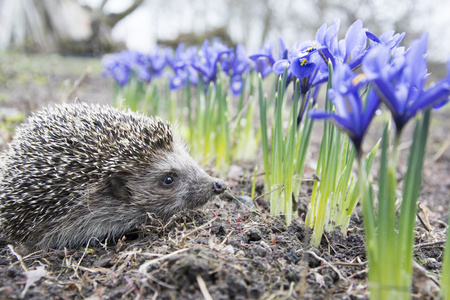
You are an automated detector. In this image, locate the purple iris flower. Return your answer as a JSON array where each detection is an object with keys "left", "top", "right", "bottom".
[
  {"left": 222, "top": 44, "right": 251, "bottom": 95},
  {"left": 250, "top": 38, "right": 287, "bottom": 78},
  {"left": 221, "top": 44, "right": 246, "bottom": 75},
  {"left": 191, "top": 40, "right": 232, "bottom": 87},
  {"left": 314, "top": 19, "right": 369, "bottom": 71},
  {"left": 271, "top": 42, "right": 327, "bottom": 124},
  {"left": 287, "top": 42, "right": 326, "bottom": 93},
  {"left": 169, "top": 67, "right": 198, "bottom": 90},
  {"left": 135, "top": 46, "right": 168, "bottom": 82},
  {"left": 314, "top": 19, "right": 340, "bottom": 65},
  {"left": 103, "top": 49, "right": 168, "bottom": 86},
  {"left": 277, "top": 19, "right": 370, "bottom": 95},
  {"left": 102, "top": 50, "right": 136, "bottom": 86},
  {"left": 148, "top": 46, "right": 168, "bottom": 77},
  {"left": 366, "top": 30, "right": 405, "bottom": 50},
  {"left": 270, "top": 40, "right": 328, "bottom": 98},
  {"left": 272, "top": 59, "right": 291, "bottom": 76},
  {"left": 166, "top": 43, "right": 199, "bottom": 90},
  {"left": 230, "top": 75, "right": 244, "bottom": 96},
  {"left": 166, "top": 43, "right": 197, "bottom": 71},
  {"left": 309, "top": 63, "right": 380, "bottom": 152},
  {"left": 362, "top": 34, "right": 450, "bottom": 132},
  {"left": 339, "top": 19, "right": 370, "bottom": 69},
  {"left": 167, "top": 43, "right": 187, "bottom": 70}
]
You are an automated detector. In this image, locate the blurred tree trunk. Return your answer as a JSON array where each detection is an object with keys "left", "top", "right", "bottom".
[{"left": 0, "top": 0, "right": 143, "bottom": 55}]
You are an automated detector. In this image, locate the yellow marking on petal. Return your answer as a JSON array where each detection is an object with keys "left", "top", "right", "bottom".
[
  {"left": 301, "top": 59, "right": 308, "bottom": 66},
  {"left": 352, "top": 73, "right": 366, "bottom": 86},
  {"left": 306, "top": 46, "right": 317, "bottom": 52}
]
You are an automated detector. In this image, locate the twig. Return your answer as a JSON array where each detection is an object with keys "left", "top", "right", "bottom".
[
  {"left": 414, "top": 240, "right": 446, "bottom": 249},
  {"left": 220, "top": 229, "right": 235, "bottom": 245},
  {"left": 229, "top": 95, "right": 254, "bottom": 132},
  {"left": 180, "top": 217, "right": 217, "bottom": 245},
  {"left": 346, "top": 268, "right": 368, "bottom": 280},
  {"left": 287, "top": 281, "right": 295, "bottom": 298},
  {"left": 417, "top": 203, "right": 433, "bottom": 232},
  {"left": 151, "top": 291, "right": 159, "bottom": 300},
  {"left": 64, "top": 67, "right": 91, "bottom": 103},
  {"left": 333, "top": 261, "right": 367, "bottom": 267},
  {"left": 157, "top": 218, "right": 166, "bottom": 237},
  {"left": 75, "top": 265, "right": 109, "bottom": 274},
  {"left": 305, "top": 250, "right": 347, "bottom": 282},
  {"left": 323, "top": 234, "right": 337, "bottom": 255},
  {"left": 73, "top": 237, "right": 97, "bottom": 278},
  {"left": 138, "top": 248, "right": 190, "bottom": 274},
  {"left": 224, "top": 190, "right": 242, "bottom": 202},
  {"left": 254, "top": 184, "right": 285, "bottom": 203},
  {"left": 253, "top": 175, "right": 318, "bottom": 203},
  {"left": 114, "top": 254, "right": 132, "bottom": 278},
  {"left": 7, "top": 245, "right": 28, "bottom": 272},
  {"left": 196, "top": 275, "right": 213, "bottom": 300},
  {"left": 432, "top": 138, "right": 450, "bottom": 162},
  {"left": 22, "top": 250, "right": 44, "bottom": 261}
]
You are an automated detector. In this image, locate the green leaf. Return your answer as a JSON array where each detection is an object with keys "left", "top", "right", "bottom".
[
  {"left": 258, "top": 74, "right": 270, "bottom": 192},
  {"left": 398, "top": 109, "right": 431, "bottom": 286}
]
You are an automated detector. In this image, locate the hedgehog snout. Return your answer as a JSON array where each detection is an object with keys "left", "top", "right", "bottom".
[{"left": 212, "top": 179, "right": 226, "bottom": 194}]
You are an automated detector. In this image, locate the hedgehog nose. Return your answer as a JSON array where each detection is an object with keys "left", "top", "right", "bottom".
[{"left": 212, "top": 179, "right": 226, "bottom": 194}]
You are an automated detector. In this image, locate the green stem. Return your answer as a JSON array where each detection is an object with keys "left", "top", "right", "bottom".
[
  {"left": 357, "top": 153, "right": 378, "bottom": 297},
  {"left": 398, "top": 110, "right": 431, "bottom": 297},
  {"left": 258, "top": 74, "right": 270, "bottom": 193},
  {"left": 387, "top": 131, "right": 401, "bottom": 283}
]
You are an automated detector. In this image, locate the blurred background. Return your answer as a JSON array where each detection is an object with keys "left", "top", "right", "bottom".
[
  {"left": 0, "top": 0, "right": 449, "bottom": 64},
  {"left": 0, "top": 0, "right": 449, "bottom": 123}
]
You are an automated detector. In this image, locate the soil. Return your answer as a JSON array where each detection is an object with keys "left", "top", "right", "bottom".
[{"left": 0, "top": 51, "right": 448, "bottom": 299}]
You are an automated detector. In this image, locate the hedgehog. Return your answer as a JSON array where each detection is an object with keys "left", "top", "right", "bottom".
[{"left": 0, "top": 102, "right": 226, "bottom": 250}]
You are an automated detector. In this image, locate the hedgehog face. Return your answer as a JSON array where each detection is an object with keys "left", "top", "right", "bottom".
[{"left": 108, "top": 141, "right": 226, "bottom": 221}]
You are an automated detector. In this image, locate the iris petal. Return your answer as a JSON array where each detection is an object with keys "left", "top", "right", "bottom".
[
  {"left": 273, "top": 59, "right": 290, "bottom": 75},
  {"left": 310, "top": 63, "right": 380, "bottom": 151},
  {"left": 344, "top": 20, "right": 366, "bottom": 62},
  {"left": 363, "top": 33, "right": 450, "bottom": 131},
  {"left": 366, "top": 30, "right": 381, "bottom": 43},
  {"left": 230, "top": 76, "right": 244, "bottom": 95},
  {"left": 290, "top": 58, "right": 316, "bottom": 79}
]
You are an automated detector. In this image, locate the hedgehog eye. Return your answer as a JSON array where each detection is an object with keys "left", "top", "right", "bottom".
[{"left": 162, "top": 175, "right": 174, "bottom": 186}]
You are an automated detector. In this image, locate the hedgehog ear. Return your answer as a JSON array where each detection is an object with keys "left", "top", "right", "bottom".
[{"left": 108, "top": 173, "right": 132, "bottom": 202}]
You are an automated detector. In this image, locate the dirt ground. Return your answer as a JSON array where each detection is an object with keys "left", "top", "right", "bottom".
[{"left": 0, "top": 51, "right": 448, "bottom": 299}]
